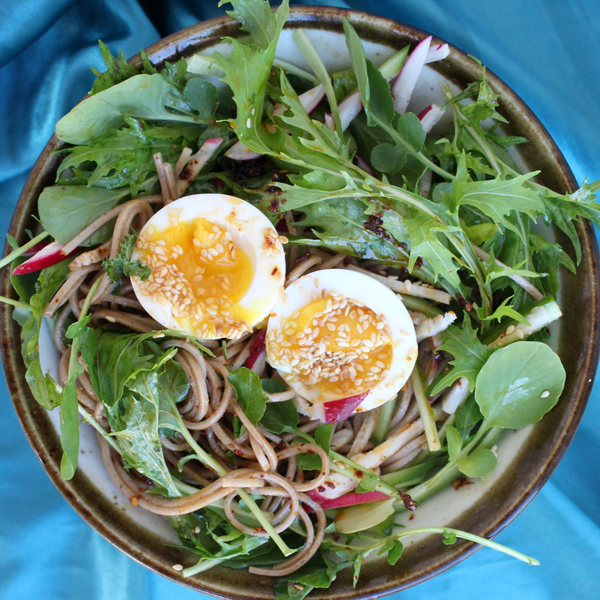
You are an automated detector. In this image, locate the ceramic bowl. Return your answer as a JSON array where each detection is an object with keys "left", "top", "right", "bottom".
[{"left": 2, "top": 6, "right": 599, "bottom": 599}]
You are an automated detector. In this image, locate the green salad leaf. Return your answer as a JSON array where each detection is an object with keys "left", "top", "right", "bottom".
[
  {"left": 103, "top": 232, "right": 151, "bottom": 286},
  {"left": 475, "top": 341, "right": 566, "bottom": 429}
]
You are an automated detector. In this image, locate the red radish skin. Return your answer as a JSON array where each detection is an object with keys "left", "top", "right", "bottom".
[
  {"left": 244, "top": 329, "right": 267, "bottom": 370},
  {"left": 425, "top": 43, "right": 450, "bottom": 64},
  {"left": 309, "top": 490, "right": 391, "bottom": 509},
  {"left": 418, "top": 103, "right": 445, "bottom": 133},
  {"left": 21, "top": 241, "right": 50, "bottom": 257},
  {"left": 210, "top": 178, "right": 226, "bottom": 189},
  {"left": 12, "top": 241, "right": 79, "bottom": 276},
  {"left": 323, "top": 390, "right": 370, "bottom": 423},
  {"left": 391, "top": 36, "right": 432, "bottom": 115}
]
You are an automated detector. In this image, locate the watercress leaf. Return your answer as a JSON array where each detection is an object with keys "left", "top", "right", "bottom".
[
  {"left": 430, "top": 314, "right": 492, "bottom": 395},
  {"left": 184, "top": 79, "right": 219, "bottom": 118},
  {"left": 445, "top": 424, "right": 463, "bottom": 463},
  {"left": 260, "top": 399, "right": 299, "bottom": 434},
  {"left": 38, "top": 185, "right": 129, "bottom": 246},
  {"left": 228, "top": 367, "right": 269, "bottom": 424},
  {"left": 261, "top": 379, "right": 288, "bottom": 394},
  {"left": 314, "top": 424, "right": 333, "bottom": 454},
  {"left": 371, "top": 143, "right": 407, "bottom": 174},
  {"left": 56, "top": 74, "right": 200, "bottom": 146},
  {"left": 395, "top": 112, "right": 426, "bottom": 153},
  {"left": 387, "top": 539, "right": 404, "bottom": 565},
  {"left": 457, "top": 447, "right": 497, "bottom": 478},
  {"left": 475, "top": 341, "right": 566, "bottom": 429},
  {"left": 442, "top": 531, "right": 458, "bottom": 545}
]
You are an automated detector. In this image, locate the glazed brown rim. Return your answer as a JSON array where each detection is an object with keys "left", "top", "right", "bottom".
[{"left": 1, "top": 6, "right": 599, "bottom": 599}]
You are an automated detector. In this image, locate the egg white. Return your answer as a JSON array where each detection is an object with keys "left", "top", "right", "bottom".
[
  {"left": 266, "top": 269, "right": 418, "bottom": 417},
  {"left": 130, "top": 194, "right": 286, "bottom": 339}
]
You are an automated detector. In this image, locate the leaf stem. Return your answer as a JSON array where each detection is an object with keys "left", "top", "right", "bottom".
[
  {"left": 395, "top": 526, "right": 539, "bottom": 565},
  {"left": 77, "top": 404, "right": 121, "bottom": 454},
  {"left": 411, "top": 368, "right": 441, "bottom": 452},
  {"left": 0, "top": 231, "right": 49, "bottom": 270},
  {"left": 180, "top": 428, "right": 295, "bottom": 557},
  {"left": 0, "top": 296, "right": 30, "bottom": 310}
]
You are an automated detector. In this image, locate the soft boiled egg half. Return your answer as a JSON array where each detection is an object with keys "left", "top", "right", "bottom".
[
  {"left": 266, "top": 269, "right": 418, "bottom": 423},
  {"left": 130, "top": 194, "right": 286, "bottom": 339}
]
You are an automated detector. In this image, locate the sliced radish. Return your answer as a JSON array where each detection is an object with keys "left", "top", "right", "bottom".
[
  {"left": 12, "top": 241, "right": 78, "bottom": 276},
  {"left": 323, "top": 390, "right": 370, "bottom": 424},
  {"left": 310, "top": 490, "right": 390, "bottom": 509},
  {"left": 244, "top": 329, "right": 267, "bottom": 370},
  {"left": 418, "top": 169, "right": 433, "bottom": 198},
  {"left": 22, "top": 240, "right": 50, "bottom": 257},
  {"left": 229, "top": 85, "right": 326, "bottom": 160},
  {"left": 324, "top": 113, "right": 335, "bottom": 131},
  {"left": 338, "top": 91, "right": 363, "bottom": 132},
  {"left": 353, "top": 154, "right": 374, "bottom": 175},
  {"left": 225, "top": 142, "right": 262, "bottom": 161},
  {"left": 425, "top": 43, "right": 450, "bottom": 64},
  {"left": 418, "top": 103, "right": 445, "bottom": 133},
  {"left": 391, "top": 36, "right": 432, "bottom": 115}
]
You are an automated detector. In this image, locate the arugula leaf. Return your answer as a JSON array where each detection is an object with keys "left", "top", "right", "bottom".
[
  {"left": 476, "top": 295, "right": 531, "bottom": 326},
  {"left": 118, "top": 360, "right": 189, "bottom": 496},
  {"left": 56, "top": 74, "right": 202, "bottom": 146},
  {"left": 184, "top": 79, "right": 219, "bottom": 119},
  {"left": 430, "top": 314, "right": 492, "bottom": 395},
  {"left": 38, "top": 184, "right": 129, "bottom": 246},
  {"left": 21, "top": 262, "right": 71, "bottom": 410},
  {"left": 530, "top": 232, "right": 575, "bottom": 296},
  {"left": 475, "top": 341, "right": 565, "bottom": 429},
  {"left": 445, "top": 424, "right": 463, "bottom": 463},
  {"left": 292, "top": 198, "right": 410, "bottom": 266},
  {"left": 56, "top": 117, "right": 202, "bottom": 195},
  {"left": 260, "top": 399, "right": 299, "bottom": 434},
  {"left": 453, "top": 394, "right": 483, "bottom": 439},
  {"left": 90, "top": 41, "right": 140, "bottom": 95},
  {"left": 215, "top": 0, "right": 289, "bottom": 156},
  {"left": 103, "top": 232, "right": 151, "bottom": 286},
  {"left": 228, "top": 367, "right": 269, "bottom": 424}
]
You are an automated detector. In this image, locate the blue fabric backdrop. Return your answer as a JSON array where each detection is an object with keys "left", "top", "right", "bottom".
[{"left": 1, "top": 1, "right": 599, "bottom": 599}]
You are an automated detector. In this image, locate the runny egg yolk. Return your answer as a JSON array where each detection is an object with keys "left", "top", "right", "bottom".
[
  {"left": 135, "top": 216, "right": 254, "bottom": 339},
  {"left": 268, "top": 292, "right": 393, "bottom": 399}
]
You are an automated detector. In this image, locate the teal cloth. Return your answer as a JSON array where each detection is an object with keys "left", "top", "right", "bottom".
[{"left": 1, "top": 1, "right": 600, "bottom": 599}]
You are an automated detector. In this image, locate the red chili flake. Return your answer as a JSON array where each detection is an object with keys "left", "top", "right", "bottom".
[
  {"left": 354, "top": 470, "right": 364, "bottom": 479},
  {"left": 179, "top": 167, "right": 193, "bottom": 180},
  {"left": 325, "top": 482, "right": 335, "bottom": 489},
  {"left": 409, "top": 514, "right": 414, "bottom": 521},
  {"left": 452, "top": 477, "right": 473, "bottom": 490},
  {"left": 271, "top": 267, "right": 279, "bottom": 276}
]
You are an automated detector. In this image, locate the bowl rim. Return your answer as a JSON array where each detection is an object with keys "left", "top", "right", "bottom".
[{"left": 1, "top": 5, "right": 599, "bottom": 599}]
